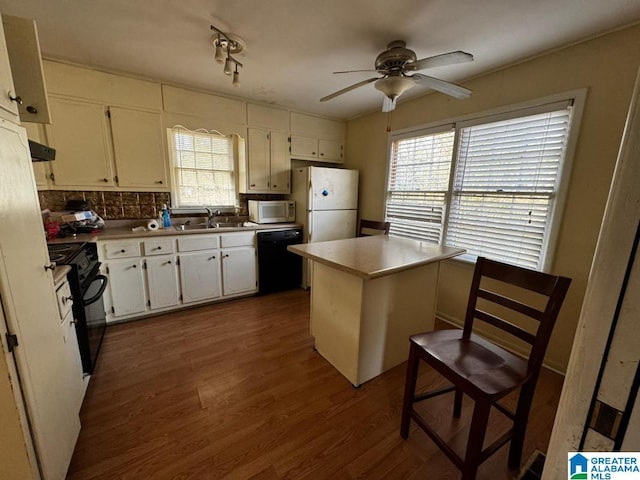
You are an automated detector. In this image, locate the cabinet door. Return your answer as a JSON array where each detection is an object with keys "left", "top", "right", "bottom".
[
  {"left": 107, "top": 259, "right": 147, "bottom": 317},
  {"left": 2, "top": 15, "right": 51, "bottom": 123},
  {"left": 47, "top": 97, "right": 115, "bottom": 187},
  {"left": 146, "top": 256, "right": 180, "bottom": 310},
  {"left": 270, "top": 131, "right": 291, "bottom": 193},
  {"left": 179, "top": 251, "right": 222, "bottom": 303},
  {"left": 221, "top": 247, "right": 257, "bottom": 296},
  {"left": 61, "top": 310, "right": 84, "bottom": 413},
  {"left": 290, "top": 134, "right": 318, "bottom": 159},
  {"left": 0, "top": 19, "right": 19, "bottom": 123},
  {"left": 110, "top": 107, "right": 167, "bottom": 189},
  {"left": 246, "top": 128, "right": 270, "bottom": 192},
  {"left": 318, "top": 139, "right": 344, "bottom": 163},
  {"left": 23, "top": 122, "right": 50, "bottom": 188}
]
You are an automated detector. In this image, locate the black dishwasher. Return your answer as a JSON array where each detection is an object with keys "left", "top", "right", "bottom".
[{"left": 257, "top": 228, "right": 303, "bottom": 294}]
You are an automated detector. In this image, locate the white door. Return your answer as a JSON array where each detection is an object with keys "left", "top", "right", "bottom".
[
  {"left": 308, "top": 210, "right": 358, "bottom": 243},
  {"left": 308, "top": 167, "right": 358, "bottom": 211},
  {"left": 221, "top": 248, "right": 257, "bottom": 296},
  {"left": 107, "top": 259, "right": 147, "bottom": 317},
  {"left": 0, "top": 120, "right": 80, "bottom": 479},
  {"left": 179, "top": 251, "right": 222, "bottom": 303},
  {"left": 145, "top": 256, "right": 180, "bottom": 310}
]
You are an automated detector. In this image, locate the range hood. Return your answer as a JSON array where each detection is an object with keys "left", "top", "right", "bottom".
[{"left": 29, "top": 139, "right": 56, "bottom": 162}]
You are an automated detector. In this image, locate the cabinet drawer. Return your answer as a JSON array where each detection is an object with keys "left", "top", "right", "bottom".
[
  {"left": 56, "top": 280, "right": 73, "bottom": 320},
  {"left": 103, "top": 240, "right": 141, "bottom": 259},
  {"left": 220, "top": 231, "right": 255, "bottom": 248},
  {"left": 177, "top": 234, "right": 220, "bottom": 252},
  {"left": 143, "top": 237, "right": 175, "bottom": 256}
]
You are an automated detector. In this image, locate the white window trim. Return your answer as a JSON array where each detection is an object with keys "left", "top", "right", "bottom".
[
  {"left": 167, "top": 125, "right": 241, "bottom": 212},
  {"left": 384, "top": 89, "right": 587, "bottom": 271}
]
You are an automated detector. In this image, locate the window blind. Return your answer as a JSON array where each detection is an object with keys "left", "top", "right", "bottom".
[
  {"left": 171, "top": 127, "right": 236, "bottom": 207},
  {"left": 446, "top": 108, "right": 572, "bottom": 269},
  {"left": 386, "top": 129, "right": 455, "bottom": 242}
]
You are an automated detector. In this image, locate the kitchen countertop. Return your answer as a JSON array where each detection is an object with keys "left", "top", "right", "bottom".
[
  {"left": 48, "top": 222, "right": 303, "bottom": 244},
  {"left": 288, "top": 235, "right": 465, "bottom": 280}
]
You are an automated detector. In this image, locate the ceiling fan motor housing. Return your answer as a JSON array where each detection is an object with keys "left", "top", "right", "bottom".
[{"left": 375, "top": 40, "right": 417, "bottom": 72}]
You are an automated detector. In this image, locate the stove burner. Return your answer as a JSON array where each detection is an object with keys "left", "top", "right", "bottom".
[{"left": 49, "top": 253, "right": 66, "bottom": 262}]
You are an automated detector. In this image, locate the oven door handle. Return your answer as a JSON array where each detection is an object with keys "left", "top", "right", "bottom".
[{"left": 83, "top": 274, "right": 108, "bottom": 306}]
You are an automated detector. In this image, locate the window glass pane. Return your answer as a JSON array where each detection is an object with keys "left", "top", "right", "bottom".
[
  {"left": 385, "top": 130, "right": 454, "bottom": 241},
  {"left": 385, "top": 103, "right": 574, "bottom": 270},
  {"left": 171, "top": 128, "right": 236, "bottom": 208}
]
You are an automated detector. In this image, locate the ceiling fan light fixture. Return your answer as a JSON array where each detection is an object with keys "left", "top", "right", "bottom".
[{"left": 374, "top": 75, "right": 415, "bottom": 100}]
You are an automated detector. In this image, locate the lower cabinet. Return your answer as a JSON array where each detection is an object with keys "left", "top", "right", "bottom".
[
  {"left": 99, "top": 231, "right": 257, "bottom": 322},
  {"left": 179, "top": 251, "right": 222, "bottom": 303},
  {"left": 146, "top": 255, "right": 180, "bottom": 309},
  {"left": 107, "top": 258, "right": 147, "bottom": 317}
]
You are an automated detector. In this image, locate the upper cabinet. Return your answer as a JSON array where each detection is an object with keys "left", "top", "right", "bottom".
[
  {"left": 290, "top": 112, "right": 345, "bottom": 163},
  {"left": 239, "top": 128, "right": 290, "bottom": 194},
  {"left": 2, "top": 14, "right": 50, "bottom": 123},
  {"left": 0, "top": 17, "right": 19, "bottom": 123},
  {"left": 46, "top": 96, "right": 167, "bottom": 190}
]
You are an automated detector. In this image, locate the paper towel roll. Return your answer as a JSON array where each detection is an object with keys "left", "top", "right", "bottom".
[{"left": 147, "top": 219, "right": 159, "bottom": 231}]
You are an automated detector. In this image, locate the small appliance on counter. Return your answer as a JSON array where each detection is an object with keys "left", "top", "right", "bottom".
[{"left": 248, "top": 200, "right": 296, "bottom": 224}]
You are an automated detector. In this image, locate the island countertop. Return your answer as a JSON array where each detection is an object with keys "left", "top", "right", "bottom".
[{"left": 288, "top": 235, "right": 465, "bottom": 280}]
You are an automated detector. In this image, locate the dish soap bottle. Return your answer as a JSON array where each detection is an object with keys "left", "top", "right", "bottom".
[{"left": 161, "top": 204, "right": 171, "bottom": 228}]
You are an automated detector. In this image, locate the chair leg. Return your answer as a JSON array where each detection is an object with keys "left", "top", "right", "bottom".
[
  {"left": 462, "top": 400, "right": 491, "bottom": 480},
  {"left": 508, "top": 379, "right": 537, "bottom": 470},
  {"left": 400, "top": 343, "right": 420, "bottom": 439},
  {"left": 454, "top": 388, "right": 463, "bottom": 418}
]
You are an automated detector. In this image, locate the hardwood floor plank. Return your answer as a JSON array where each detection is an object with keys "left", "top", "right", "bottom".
[{"left": 67, "top": 289, "right": 563, "bottom": 479}]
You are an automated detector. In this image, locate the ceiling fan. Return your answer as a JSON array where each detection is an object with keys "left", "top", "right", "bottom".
[{"left": 320, "top": 40, "right": 474, "bottom": 112}]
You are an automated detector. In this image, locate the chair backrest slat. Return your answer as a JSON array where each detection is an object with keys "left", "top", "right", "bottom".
[
  {"left": 463, "top": 257, "right": 571, "bottom": 373},
  {"left": 358, "top": 219, "right": 391, "bottom": 237},
  {"left": 474, "top": 309, "right": 537, "bottom": 344},
  {"left": 477, "top": 289, "right": 544, "bottom": 321}
]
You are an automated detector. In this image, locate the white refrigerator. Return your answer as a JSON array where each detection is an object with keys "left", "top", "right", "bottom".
[{"left": 290, "top": 166, "right": 359, "bottom": 288}]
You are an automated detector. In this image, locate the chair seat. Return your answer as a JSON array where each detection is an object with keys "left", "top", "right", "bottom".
[{"left": 410, "top": 329, "right": 529, "bottom": 397}]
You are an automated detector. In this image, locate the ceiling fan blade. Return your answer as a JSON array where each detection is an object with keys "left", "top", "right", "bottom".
[
  {"left": 382, "top": 96, "right": 396, "bottom": 113},
  {"left": 333, "top": 69, "right": 379, "bottom": 74},
  {"left": 407, "top": 51, "right": 474, "bottom": 71},
  {"left": 411, "top": 74, "right": 472, "bottom": 99},
  {"left": 320, "top": 77, "right": 379, "bottom": 102}
]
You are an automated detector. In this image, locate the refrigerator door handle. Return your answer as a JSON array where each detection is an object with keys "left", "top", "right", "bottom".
[{"left": 308, "top": 214, "right": 313, "bottom": 242}]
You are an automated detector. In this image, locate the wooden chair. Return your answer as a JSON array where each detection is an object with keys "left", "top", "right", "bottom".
[
  {"left": 400, "top": 257, "right": 571, "bottom": 480},
  {"left": 357, "top": 219, "right": 391, "bottom": 237}
]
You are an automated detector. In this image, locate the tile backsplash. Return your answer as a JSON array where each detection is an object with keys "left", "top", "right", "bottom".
[
  {"left": 38, "top": 190, "right": 171, "bottom": 220},
  {"left": 37, "top": 190, "right": 287, "bottom": 220}
]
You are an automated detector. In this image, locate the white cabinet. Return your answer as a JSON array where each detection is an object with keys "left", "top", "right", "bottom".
[
  {"left": 179, "top": 251, "right": 222, "bottom": 303},
  {"left": 110, "top": 106, "right": 167, "bottom": 188},
  {"left": 100, "top": 231, "right": 257, "bottom": 321},
  {"left": 290, "top": 112, "right": 345, "bottom": 163},
  {"left": 106, "top": 259, "right": 147, "bottom": 317},
  {"left": 0, "top": 18, "right": 19, "bottom": 123},
  {"left": 240, "top": 128, "right": 291, "bottom": 193},
  {"left": 46, "top": 95, "right": 167, "bottom": 190},
  {"left": 55, "top": 278, "right": 84, "bottom": 414},
  {"left": 222, "top": 247, "right": 256, "bottom": 296},
  {"left": 47, "top": 96, "right": 114, "bottom": 187},
  {"left": 146, "top": 256, "right": 180, "bottom": 309},
  {"left": 2, "top": 15, "right": 50, "bottom": 124}
]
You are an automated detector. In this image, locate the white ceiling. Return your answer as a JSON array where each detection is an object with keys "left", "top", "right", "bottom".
[{"left": 1, "top": 0, "right": 640, "bottom": 120}]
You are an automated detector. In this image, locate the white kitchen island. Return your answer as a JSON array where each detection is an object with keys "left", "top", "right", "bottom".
[{"left": 288, "top": 236, "right": 465, "bottom": 387}]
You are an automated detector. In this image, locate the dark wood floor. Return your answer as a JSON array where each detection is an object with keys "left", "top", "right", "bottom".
[{"left": 67, "top": 289, "right": 563, "bottom": 480}]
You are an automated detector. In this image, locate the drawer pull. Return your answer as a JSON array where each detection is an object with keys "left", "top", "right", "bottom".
[
  {"left": 44, "top": 263, "right": 56, "bottom": 271},
  {"left": 209, "top": 256, "right": 216, "bottom": 260},
  {"left": 120, "top": 249, "right": 126, "bottom": 253},
  {"left": 155, "top": 246, "right": 162, "bottom": 250},
  {"left": 131, "top": 264, "right": 137, "bottom": 269},
  {"left": 223, "top": 254, "right": 230, "bottom": 258},
  {"left": 166, "top": 260, "right": 172, "bottom": 265}
]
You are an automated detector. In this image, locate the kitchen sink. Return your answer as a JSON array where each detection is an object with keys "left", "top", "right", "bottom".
[{"left": 175, "top": 222, "right": 249, "bottom": 231}]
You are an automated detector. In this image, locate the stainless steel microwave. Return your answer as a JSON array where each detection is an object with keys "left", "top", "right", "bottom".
[{"left": 248, "top": 200, "right": 295, "bottom": 224}]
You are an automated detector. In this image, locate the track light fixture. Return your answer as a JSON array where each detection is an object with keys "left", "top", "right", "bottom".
[{"left": 211, "top": 25, "right": 244, "bottom": 85}]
